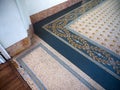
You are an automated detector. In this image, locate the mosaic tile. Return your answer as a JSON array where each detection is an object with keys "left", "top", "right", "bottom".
[{"left": 43, "top": 0, "right": 120, "bottom": 80}]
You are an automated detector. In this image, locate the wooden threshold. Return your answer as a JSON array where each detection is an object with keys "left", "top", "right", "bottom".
[{"left": 0, "top": 61, "right": 31, "bottom": 90}]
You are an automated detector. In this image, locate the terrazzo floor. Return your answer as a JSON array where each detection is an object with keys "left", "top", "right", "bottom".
[
  {"left": 13, "top": 35, "right": 104, "bottom": 90},
  {"left": 67, "top": 0, "right": 120, "bottom": 55},
  {"left": 12, "top": 0, "right": 120, "bottom": 89}
]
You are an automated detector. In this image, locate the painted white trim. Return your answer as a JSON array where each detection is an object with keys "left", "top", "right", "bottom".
[
  {"left": 0, "top": 44, "right": 11, "bottom": 60},
  {"left": 0, "top": 55, "right": 6, "bottom": 64}
]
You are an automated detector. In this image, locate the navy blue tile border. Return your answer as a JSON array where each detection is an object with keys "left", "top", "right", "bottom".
[
  {"left": 34, "top": 0, "right": 120, "bottom": 90},
  {"left": 40, "top": 43, "right": 96, "bottom": 90}
]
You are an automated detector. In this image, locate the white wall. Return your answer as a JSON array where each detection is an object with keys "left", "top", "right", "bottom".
[
  {"left": 0, "top": 0, "right": 28, "bottom": 48},
  {"left": 0, "top": 0, "right": 67, "bottom": 48},
  {"left": 25, "top": 0, "right": 67, "bottom": 15},
  {"left": 16, "top": 0, "right": 31, "bottom": 30}
]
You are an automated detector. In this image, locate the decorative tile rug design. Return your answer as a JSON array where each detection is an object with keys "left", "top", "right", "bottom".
[
  {"left": 16, "top": 39, "right": 104, "bottom": 90},
  {"left": 43, "top": 0, "right": 120, "bottom": 79},
  {"left": 66, "top": 0, "right": 120, "bottom": 55},
  {"left": 34, "top": 0, "right": 120, "bottom": 89}
]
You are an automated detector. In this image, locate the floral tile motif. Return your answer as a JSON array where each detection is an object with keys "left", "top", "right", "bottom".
[
  {"left": 67, "top": 0, "right": 120, "bottom": 55},
  {"left": 43, "top": 0, "right": 120, "bottom": 80}
]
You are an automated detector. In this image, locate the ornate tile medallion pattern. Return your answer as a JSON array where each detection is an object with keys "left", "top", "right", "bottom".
[
  {"left": 67, "top": 0, "right": 120, "bottom": 55},
  {"left": 43, "top": 0, "right": 120, "bottom": 80}
]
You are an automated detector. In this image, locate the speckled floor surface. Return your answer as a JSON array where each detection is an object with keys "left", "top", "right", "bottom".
[
  {"left": 14, "top": 35, "right": 104, "bottom": 90},
  {"left": 13, "top": 0, "right": 120, "bottom": 89},
  {"left": 67, "top": 0, "right": 120, "bottom": 55},
  {"left": 40, "top": 1, "right": 120, "bottom": 88}
]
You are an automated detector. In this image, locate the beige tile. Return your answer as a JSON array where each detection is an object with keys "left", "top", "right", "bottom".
[
  {"left": 68, "top": 0, "right": 120, "bottom": 55},
  {"left": 22, "top": 47, "right": 89, "bottom": 90},
  {"left": 13, "top": 34, "right": 104, "bottom": 90}
]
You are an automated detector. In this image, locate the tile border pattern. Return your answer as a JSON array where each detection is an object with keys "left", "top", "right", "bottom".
[
  {"left": 16, "top": 43, "right": 97, "bottom": 90},
  {"left": 43, "top": 0, "right": 120, "bottom": 80}
]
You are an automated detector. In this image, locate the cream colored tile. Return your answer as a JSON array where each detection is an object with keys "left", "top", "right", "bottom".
[
  {"left": 23, "top": 47, "right": 89, "bottom": 90},
  {"left": 68, "top": 0, "right": 120, "bottom": 55}
]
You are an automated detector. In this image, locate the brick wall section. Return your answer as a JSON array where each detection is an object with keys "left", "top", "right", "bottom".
[{"left": 30, "top": 0, "right": 82, "bottom": 24}]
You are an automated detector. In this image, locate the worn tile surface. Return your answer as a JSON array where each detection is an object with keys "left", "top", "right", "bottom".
[{"left": 15, "top": 35, "right": 104, "bottom": 90}]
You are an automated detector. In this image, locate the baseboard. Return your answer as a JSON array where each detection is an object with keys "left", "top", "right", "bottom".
[
  {"left": 30, "top": 0, "right": 82, "bottom": 24},
  {"left": 6, "top": 25, "right": 33, "bottom": 57},
  {"left": 7, "top": 0, "right": 82, "bottom": 57}
]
